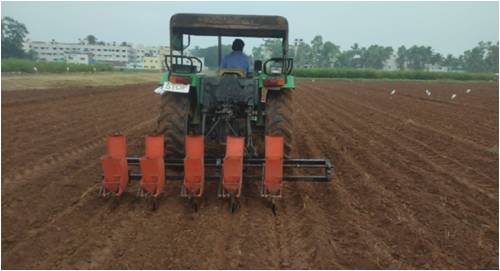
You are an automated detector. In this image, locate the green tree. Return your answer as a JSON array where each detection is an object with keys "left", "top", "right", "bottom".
[
  {"left": 263, "top": 38, "right": 283, "bottom": 58},
  {"left": 85, "top": 35, "right": 97, "bottom": 45},
  {"left": 310, "top": 35, "right": 323, "bottom": 66},
  {"left": 1, "top": 16, "right": 29, "bottom": 58},
  {"left": 360, "top": 45, "right": 393, "bottom": 69},
  {"left": 485, "top": 41, "right": 499, "bottom": 72},
  {"left": 396, "top": 46, "right": 407, "bottom": 70},
  {"left": 336, "top": 49, "right": 357, "bottom": 68},
  {"left": 431, "top": 52, "right": 444, "bottom": 65},
  {"left": 335, "top": 43, "right": 364, "bottom": 68},
  {"left": 294, "top": 39, "right": 312, "bottom": 68},
  {"left": 405, "top": 46, "right": 433, "bottom": 70},
  {"left": 252, "top": 46, "right": 264, "bottom": 61},
  {"left": 462, "top": 42, "right": 488, "bottom": 72},
  {"left": 190, "top": 44, "right": 232, "bottom": 68},
  {"left": 319, "top": 41, "right": 340, "bottom": 67},
  {"left": 460, "top": 41, "right": 499, "bottom": 73},
  {"left": 443, "top": 54, "right": 463, "bottom": 71}
]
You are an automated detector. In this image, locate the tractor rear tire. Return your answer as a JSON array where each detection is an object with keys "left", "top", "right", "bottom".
[
  {"left": 156, "top": 92, "right": 189, "bottom": 158},
  {"left": 266, "top": 90, "right": 294, "bottom": 157}
]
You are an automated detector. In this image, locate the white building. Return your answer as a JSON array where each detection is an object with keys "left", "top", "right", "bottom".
[
  {"left": 65, "top": 53, "right": 89, "bottom": 65},
  {"left": 126, "top": 45, "right": 170, "bottom": 69},
  {"left": 424, "top": 64, "right": 448, "bottom": 72},
  {"left": 24, "top": 39, "right": 133, "bottom": 64},
  {"left": 383, "top": 54, "right": 399, "bottom": 71},
  {"left": 23, "top": 39, "right": 173, "bottom": 70}
]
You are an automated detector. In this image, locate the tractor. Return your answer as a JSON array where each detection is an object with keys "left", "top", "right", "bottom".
[
  {"left": 99, "top": 14, "right": 332, "bottom": 212},
  {"left": 156, "top": 13, "right": 294, "bottom": 158}
]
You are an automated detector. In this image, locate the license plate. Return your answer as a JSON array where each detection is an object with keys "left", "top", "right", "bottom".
[{"left": 162, "top": 81, "right": 190, "bottom": 93}]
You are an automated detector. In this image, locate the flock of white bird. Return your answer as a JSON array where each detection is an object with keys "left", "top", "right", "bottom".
[{"left": 390, "top": 88, "right": 473, "bottom": 100}]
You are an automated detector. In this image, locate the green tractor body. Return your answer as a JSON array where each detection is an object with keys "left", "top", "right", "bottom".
[{"left": 156, "top": 13, "right": 295, "bottom": 158}]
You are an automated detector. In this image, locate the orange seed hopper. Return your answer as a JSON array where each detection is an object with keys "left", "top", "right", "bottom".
[
  {"left": 139, "top": 135, "right": 165, "bottom": 197},
  {"left": 100, "top": 134, "right": 129, "bottom": 197}
]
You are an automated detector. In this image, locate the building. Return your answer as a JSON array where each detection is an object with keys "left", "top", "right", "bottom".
[
  {"left": 23, "top": 39, "right": 172, "bottom": 70},
  {"left": 24, "top": 39, "right": 133, "bottom": 65},
  {"left": 65, "top": 53, "right": 90, "bottom": 65},
  {"left": 425, "top": 64, "right": 448, "bottom": 72},
  {"left": 383, "top": 54, "right": 399, "bottom": 71},
  {"left": 143, "top": 56, "right": 162, "bottom": 70},
  {"left": 126, "top": 62, "right": 145, "bottom": 70}
]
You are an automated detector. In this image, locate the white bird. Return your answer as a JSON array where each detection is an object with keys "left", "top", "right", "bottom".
[
  {"left": 466, "top": 88, "right": 471, "bottom": 94},
  {"left": 425, "top": 89, "right": 431, "bottom": 96},
  {"left": 66, "top": 67, "right": 70, "bottom": 72},
  {"left": 33, "top": 66, "right": 38, "bottom": 72},
  {"left": 451, "top": 94, "right": 457, "bottom": 100},
  {"left": 390, "top": 89, "right": 396, "bottom": 95}
]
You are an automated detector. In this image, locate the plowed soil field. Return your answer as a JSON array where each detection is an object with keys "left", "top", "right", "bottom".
[{"left": 2, "top": 79, "right": 498, "bottom": 269}]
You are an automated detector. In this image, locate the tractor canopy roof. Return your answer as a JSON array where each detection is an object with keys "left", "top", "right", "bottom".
[{"left": 170, "top": 13, "right": 289, "bottom": 38}]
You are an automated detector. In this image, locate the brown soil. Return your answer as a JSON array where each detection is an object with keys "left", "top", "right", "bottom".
[{"left": 2, "top": 80, "right": 498, "bottom": 269}]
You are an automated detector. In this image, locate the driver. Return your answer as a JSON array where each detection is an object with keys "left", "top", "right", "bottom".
[{"left": 221, "top": 39, "right": 251, "bottom": 77}]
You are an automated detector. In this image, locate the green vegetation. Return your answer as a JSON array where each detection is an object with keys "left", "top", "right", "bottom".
[
  {"left": 249, "top": 35, "right": 499, "bottom": 73},
  {"left": 2, "top": 58, "right": 113, "bottom": 73},
  {"left": 293, "top": 68, "right": 497, "bottom": 81},
  {"left": 2, "top": 16, "right": 35, "bottom": 59},
  {"left": 191, "top": 44, "right": 232, "bottom": 68}
]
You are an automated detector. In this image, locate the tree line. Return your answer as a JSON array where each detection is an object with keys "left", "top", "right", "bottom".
[
  {"left": 3, "top": 16, "right": 498, "bottom": 73},
  {"left": 251, "top": 35, "right": 498, "bottom": 73},
  {"left": 2, "top": 16, "right": 132, "bottom": 60}
]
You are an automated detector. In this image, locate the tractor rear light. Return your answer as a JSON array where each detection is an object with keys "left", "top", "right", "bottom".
[
  {"left": 264, "top": 78, "right": 285, "bottom": 87},
  {"left": 170, "top": 76, "right": 192, "bottom": 85}
]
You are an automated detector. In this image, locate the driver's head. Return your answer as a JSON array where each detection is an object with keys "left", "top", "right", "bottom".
[{"left": 232, "top": 39, "right": 245, "bottom": 51}]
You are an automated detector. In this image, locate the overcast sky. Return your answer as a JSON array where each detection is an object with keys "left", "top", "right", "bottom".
[{"left": 2, "top": 1, "right": 498, "bottom": 56}]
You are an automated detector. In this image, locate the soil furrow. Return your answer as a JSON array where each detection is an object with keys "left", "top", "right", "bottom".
[{"left": 2, "top": 80, "right": 497, "bottom": 269}]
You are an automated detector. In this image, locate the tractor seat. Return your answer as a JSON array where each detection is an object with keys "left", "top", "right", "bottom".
[{"left": 219, "top": 68, "right": 246, "bottom": 77}]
